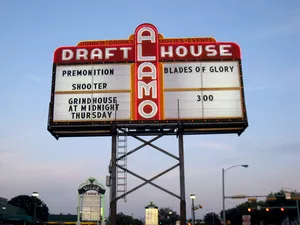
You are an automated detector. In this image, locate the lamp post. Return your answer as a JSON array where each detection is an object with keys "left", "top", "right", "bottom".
[
  {"left": 190, "top": 194, "right": 196, "bottom": 225},
  {"left": 169, "top": 211, "right": 173, "bottom": 225},
  {"left": 0, "top": 206, "right": 6, "bottom": 222},
  {"left": 32, "top": 192, "right": 39, "bottom": 225},
  {"left": 281, "top": 187, "right": 300, "bottom": 225},
  {"left": 222, "top": 165, "right": 248, "bottom": 225}
]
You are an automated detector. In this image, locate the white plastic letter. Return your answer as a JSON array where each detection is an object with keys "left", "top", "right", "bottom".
[
  {"left": 138, "top": 100, "right": 158, "bottom": 118},
  {"left": 137, "top": 27, "right": 156, "bottom": 43},
  {"left": 138, "top": 81, "right": 157, "bottom": 99},
  {"left": 105, "top": 48, "right": 117, "bottom": 59},
  {"left": 190, "top": 45, "right": 203, "bottom": 57},
  {"left": 205, "top": 45, "right": 218, "bottom": 56},
  {"left": 137, "top": 62, "right": 157, "bottom": 80},
  {"left": 90, "top": 48, "right": 102, "bottom": 59},
  {"left": 62, "top": 49, "right": 74, "bottom": 60},
  {"left": 220, "top": 45, "right": 232, "bottom": 56},
  {"left": 160, "top": 46, "right": 173, "bottom": 58},
  {"left": 137, "top": 44, "right": 156, "bottom": 61},
  {"left": 76, "top": 49, "right": 88, "bottom": 60},
  {"left": 175, "top": 46, "right": 188, "bottom": 57},
  {"left": 120, "top": 47, "right": 132, "bottom": 59}
]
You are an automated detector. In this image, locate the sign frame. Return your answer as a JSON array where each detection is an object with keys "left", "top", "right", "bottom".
[
  {"left": 48, "top": 24, "right": 248, "bottom": 139},
  {"left": 77, "top": 178, "right": 106, "bottom": 223}
]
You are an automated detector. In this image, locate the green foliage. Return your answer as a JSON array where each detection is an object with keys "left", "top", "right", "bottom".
[
  {"left": 159, "top": 207, "right": 180, "bottom": 225},
  {"left": 106, "top": 212, "right": 143, "bottom": 225},
  {"left": 220, "top": 190, "right": 300, "bottom": 225},
  {"left": 203, "top": 212, "right": 221, "bottom": 225},
  {"left": 7, "top": 195, "right": 49, "bottom": 221}
]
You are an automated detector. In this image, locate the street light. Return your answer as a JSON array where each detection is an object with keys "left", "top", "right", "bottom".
[
  {"left": 281, "top": 187, "right": 300, "bottom": 225},
  {"left": 222, "top": 165, "right": 248, "bottom": 225},
  {"left": 190, "top": 194, "right": 196, "bottom": 225},
  {"left": 32, "top": 192, "right": 39, "bottom": 225},
  {"left": 169, "top": 211, "right": 172, "bottom": 225}
]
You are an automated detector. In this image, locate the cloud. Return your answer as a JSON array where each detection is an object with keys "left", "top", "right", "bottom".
[
  {"left": 244, "top": 85, "right": 267, "bottom": 92},
  {"left": 0, "top": 150, "right": 18, "bottom": 166},
  {"left": 249, "top": 21, "right": 300, "bottom": 41},
  {"left": 0, "top": 137, "right": 82, "bottom": 183},
  {"left": 272, "top": 142, "right": 300, "bottom": 154},
  {"left": 0, "top": 150, "right": 16, "bottom": 157},
  {"left": 0, "top": 136, "right": 27, "bottom": 156},
  {"left": 186, "top": 141, "right": 234, "bottom": 151},
  {"left": 24, "top": 74, "right": 43, "bottom": 84},
  {"left": 247, "top": 8, "right": 300, "bottom": 40},
  {"left": 0, "top": 137, "right": 22, "bottom": 164}
]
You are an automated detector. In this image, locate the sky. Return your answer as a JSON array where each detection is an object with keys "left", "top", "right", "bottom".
[{"left": 1, "top": 0, "right": 300, "bottom": 221}]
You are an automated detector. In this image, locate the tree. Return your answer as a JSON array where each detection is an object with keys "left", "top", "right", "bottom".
[
  {"left": 116, "top": 213, "right": 133, "bottom": 225},
  {"left": 222, "top": 200, "right": 267, "bottom": 225},
  {"left": 7, "top": 195, "right": 49, "bottom": 221},
  {"left": 132, "top": 218, "right": 144, "bottom": 225},
  {"left": 220, "top": 190, "right": 300, "bottom": 225},
  {"left": 203, "top": 212, "right": 221, "bottom": 225},
  {"left": 159, "top": 207, "right": 180, "bottom": 224},
  {"left": 106, "top": 213, "right": 143, "bottom": 225}
]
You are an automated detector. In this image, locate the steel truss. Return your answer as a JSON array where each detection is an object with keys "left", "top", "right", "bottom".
[{"left": 109, "top": 126, "right": 187, "bottom": 225}]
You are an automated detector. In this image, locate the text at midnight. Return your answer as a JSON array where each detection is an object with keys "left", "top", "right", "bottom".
[{"left": 68, "top": 97, "right": 119, "bottom": 119}]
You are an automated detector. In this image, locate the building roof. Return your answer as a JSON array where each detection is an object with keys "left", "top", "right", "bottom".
[
  {"left": 145, "top": 201, "right": 158, "bottom": 209},
  {"left": 0, "top": 202, "right": 27, "bottom": 215},
  {"left": 0, "top": 214, "right": 33, "bottom": 222},
  {"left": 0, "top": 201, "right": 33, "bottom": 222},
  {"left": 48, "top": 214, "right": 77, "bottom": 222}
]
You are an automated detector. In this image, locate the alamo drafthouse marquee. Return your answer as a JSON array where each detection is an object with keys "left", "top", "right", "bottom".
[{"left": 48, "top": 23, "right": 248, "bottom": 138}]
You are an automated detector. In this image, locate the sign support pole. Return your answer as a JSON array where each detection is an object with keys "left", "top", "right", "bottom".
[
  {"left": 101, "top": 194, "right": 105, "bottom": 224},
  {"left": 178, "top": 127, "right": 186, "bottom": 225},
  {"left": 77, "top": 195, "right": 81, "bottom": 225},
  {"left": 110, "top": 127, "right": 117, "bottom": 225}
]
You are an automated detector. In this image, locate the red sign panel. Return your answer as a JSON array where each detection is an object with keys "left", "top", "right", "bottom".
[
  {"left": 133, "top": 24, "right": 162, "bottom": 120},
  {"left": 53, "top": 42, "right": 240, "bottom": 64}
]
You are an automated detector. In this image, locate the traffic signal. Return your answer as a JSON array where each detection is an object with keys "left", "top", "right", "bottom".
[
  {"left": 193, "top": 204, "right": 203, "bottom": 210},
  {"left": 266, "top": 208, "right": 270, "bottom": 212},
  {"left": 248, "top": 198, "right": 257, "bottom": 202},
  {"left": 247, "top": 208, "right": 252, "bottom": 212},
  {"left": 280, "top": 207, "right": 285, "bottom": 212}
]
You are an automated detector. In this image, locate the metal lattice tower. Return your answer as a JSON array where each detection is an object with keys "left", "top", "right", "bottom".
[{"left": 116, "top": 129, "right": 128, "bottom": 202}]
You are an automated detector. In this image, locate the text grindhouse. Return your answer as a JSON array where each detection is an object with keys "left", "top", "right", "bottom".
[{"left": 68, "top": 97, "right": 119, "bottom": 119}]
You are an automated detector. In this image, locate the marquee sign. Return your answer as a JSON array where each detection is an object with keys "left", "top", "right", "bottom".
[
  {"left": 78, "top": 184, "right": 106, "bottom": 194},
  {"left": 77, "top": 178, "right": 106, "bottom": 222},
  {"left": 48, "top": 23, "right": 248, "bottom": 138}
]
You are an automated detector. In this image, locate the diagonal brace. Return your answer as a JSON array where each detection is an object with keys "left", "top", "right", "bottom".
[
  {"left": 117, "top": 164, "right": 181, "bottom": 199},
  {"left": 132, "top": 136, "right": 179, "bottom": 160},
  {"left": 116, "top": 135, "right": 163, "bottom": 161},
  {"left": 116, "top": 163, "right": 180, "bottom": 200}
]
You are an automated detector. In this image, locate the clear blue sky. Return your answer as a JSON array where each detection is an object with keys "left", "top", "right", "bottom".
[{"left": 1, "top": 0, "right": 300, "bottom": 220}]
